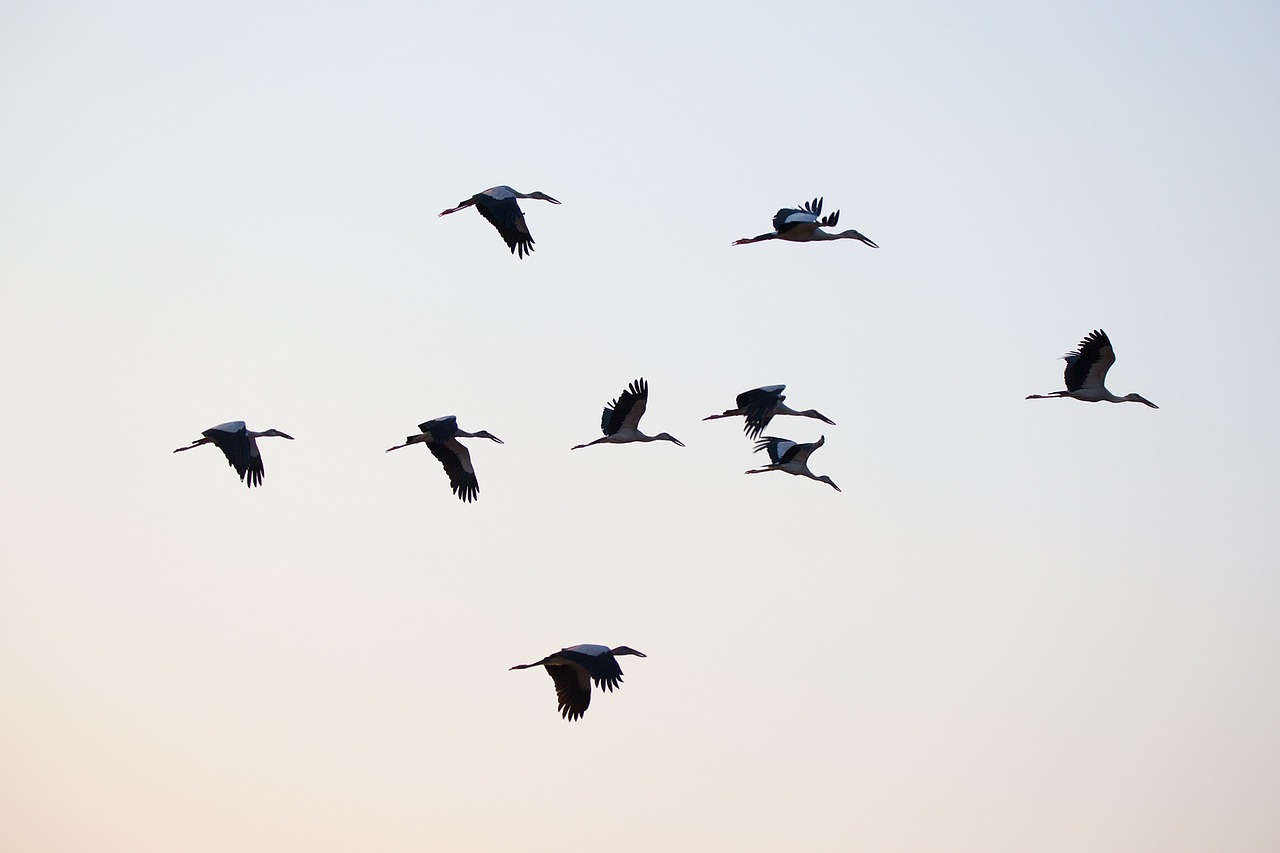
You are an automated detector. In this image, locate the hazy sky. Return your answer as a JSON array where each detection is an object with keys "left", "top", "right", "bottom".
[{"left": 3, "top": 2, "right": 1280, "bottom": 850}]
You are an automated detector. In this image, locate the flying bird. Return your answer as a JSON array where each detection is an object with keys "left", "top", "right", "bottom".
[
  {"left": 745, "top": 435, "right": 841, "bottom": 491},
  {"left": 386, "top": 415, "right": 503, "bottom": 502},
  {"left": 732, "top": 197, "right": 877, "bottom": 247},
  {"left": 438, "top": 185, "right": 561, "bottom": 258},
  {"left": 571, "top": 378, "right": 685, "bottom": 450},
  {"left": 173, "top": 421, "right": 294, "bottom": 488},
  {"left": 1026, "top": 329, "right": 1158, "bottom": 408},
  {"left": 703, "top": 384, "right": 835, "bottom": 440},
  {"left": 510, "top": 644, "right": 646, "bottom": 721}
]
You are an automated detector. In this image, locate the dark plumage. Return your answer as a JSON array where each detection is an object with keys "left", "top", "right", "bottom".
[
  {"left": 571, "top": 377, "right": 684, "bottom": 450},
  {"left": 1026, "top": 329, "right": 1158, "bottom": 407},
  {"left": 438, "top": 185, "right": 561, "bottom": 258},
  {"left": 510, "top": 644, "right": 646, "bottom": 721},
  {"left": 385, "top": 415, "right": 503, "bottom": 502},
  {"left": 173, "top": 421, "right": 294, "bottom": 488},
  {"left": 733, "top": 196, "right": 877, "bottom": 247},
  {"left": 745, "top": 435, "right": 841, "bottom": 491},
  {"left": 703, "top": 384, "right": 836, "bottom": 440}
]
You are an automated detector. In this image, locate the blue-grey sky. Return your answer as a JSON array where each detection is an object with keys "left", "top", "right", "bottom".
[{"left": 3, "top": 2, "right": 1280, "bottom": 850}]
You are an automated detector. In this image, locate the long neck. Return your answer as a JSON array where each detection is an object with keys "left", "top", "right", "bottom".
[{"left": 638, "top": 432, "right": 681, "bottom": 445}]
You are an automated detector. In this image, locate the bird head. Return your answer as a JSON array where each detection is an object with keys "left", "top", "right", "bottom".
[
  {"left": 610, "top": 646, "right": 647, "bottom": 658},
  {"left": 474, "top": 430, "right": 504, "bottom": 443},
  {"left": 260, "top": 429, "right": 295, "bottom": 440},
  {"left": 657, "top": 433, "right": 685, "bottom": 447},
  {"left": 840, "top": 230, "right": 879, "bottom": 248},
  {"left": 530, "top": 191, "right": 561, "bottom": 204},
  {"left": 818, "top": 475, "right": 842, "bottom": 492},
  {"left": 1125, "top": 393, "right": 1158, "bottom": 409}
]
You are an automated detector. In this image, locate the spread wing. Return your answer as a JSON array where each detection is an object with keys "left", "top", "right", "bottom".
[
  {"left": 736, "top": 385, "right": 784, "bottom": 439},
  {"left": 474, "top": 193, "right": 535, "bottom": 258},
  {"left": 1064, "top": 329, "right": 1115, "bottom": 392},
  {"left": 206, "top": 425, "right": 264, "bottom": 488},
  {"left": 545, "top": 662, "right": 592, "bottom": 721},
  {"left": 601, "top": 378, "right": 649, "bottom": 435},
  {"left": 427, "top": 439, "right": 479, "bottom": 502}
]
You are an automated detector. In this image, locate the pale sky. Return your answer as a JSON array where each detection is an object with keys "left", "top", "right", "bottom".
[{"left": 3, "top": 2, "right": 1280, "bottom": 851}]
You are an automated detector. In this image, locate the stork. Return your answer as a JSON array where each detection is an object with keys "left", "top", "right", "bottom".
[
  {"left": 703, "top": 384, "right": 835, "bottom": 440},
  {"left": 438, "top": 185, "right": 560, "bottom": 258},
  {"left": 1026, "top": 329, "right": 1158, "bottom": 408},
  {"left": 510, "top": 644, "right": 646, "bottom": 721},
  {"left": 173, "top": 421, "right": 294, "bottom": 488},
  {"left": 571, "top": 378, "right": 684, "bottom": 450},
  {"left": 732, "top": 197, "right": 878, "bottom": 247},
  {"left": 385, "top": 415, "right": 503, "bottom": 502},
  {"left": 745, "top": 435, "right": 841, "bottom": 491}
]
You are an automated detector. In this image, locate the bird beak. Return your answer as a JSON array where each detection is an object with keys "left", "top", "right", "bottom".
[
  {"left": 547, "top": 196, "right": 562, "bottom": 204},
  {"left": 856, "top": 232, "right": 879, "bottom": 248}
]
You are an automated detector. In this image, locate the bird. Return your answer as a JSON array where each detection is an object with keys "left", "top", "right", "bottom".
[
  {"left": 438, "top": 185, "right": 561, "bottom": 258},
  {"left": 732, "top": 197, "right": 878, "bottom": 247},
  {"left": 385, "top": 415, "right": 503, "bottom": 502},
  {"left": 571, "top": 378, "right": 685, "bottom": 450},
  {"left": 745, "top": 435, "right": 841, "bottom": 491},
  {"left": 173, "top": 421, "right": 294, "bottom": 488},
  {"left": 510, "top": 644, "right": 646, "bottom": 721},
  {"left": 703, "top": 384, "right": 836, "bottom": 440},
  {"left": 1026, "top": 329, "right": 1158, "bottom": 408}
]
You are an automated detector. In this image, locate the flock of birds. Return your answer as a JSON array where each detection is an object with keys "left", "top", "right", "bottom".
[{"left": 173, "top": 186, "right": 1159, "bottom": 720}]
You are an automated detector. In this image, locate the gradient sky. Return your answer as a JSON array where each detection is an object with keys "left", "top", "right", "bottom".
[{"left": 3, "top": 2, "right": 1280, "bottom": 850}]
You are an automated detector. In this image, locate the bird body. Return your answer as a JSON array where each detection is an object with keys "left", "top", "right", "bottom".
[
  {"left": 438, "top": 185, "right": 560, "bottom": 258},
  {"left": 704, "top": 384, "right": 835, "bottom": 439},
  {"left": 745, "top": 435, "right": 840, "bottom": 491},
  {"left": 510, "top": 644, "right": 646, "bottom": 721},
  {"left": 1026, "top": 329, "right": 1157, "bottom": 408},
  {"left": 733, "top": 197, "right": 877, "bottom": 247},
  {"left": 571, "top": 378, "right": 684, "bottom": 450},
  {"left": 386, "top": 415, "right": 503, "bottom": 502},
  {"left": 173, "top": 421, "right": 294, "bottom": 488}
]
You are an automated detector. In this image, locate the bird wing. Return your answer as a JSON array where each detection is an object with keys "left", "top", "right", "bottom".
[
  {"left": 736, "top": 386, "right": 784, "bottom": 439},
  {"left": 556, "top": 649, "right": 625, "bottom": 693},
  {"left": 602, "top": 378, "right": 649, "bottom": 435},
  {"left": 773, "top": 208, "right": 820, "bottom": 235},
  {"left": 427, "top": 439, "right": 479, "bottom": 502},
  {"left": 753, "top": 436, "right": 795, "bottom": 465},
  {"left": 474, "top": 194, "right": 535, "bottom": 258},
  {"left": 545, "top": 661, "right": 592, "bottom": 721},
  {"left": 421, "top": 415, "right": 458, "bottom": 443},
  {"left": 782, "top": 441, "right": 816, "bottom": 465},
  {"left": 206, "top": 425, "right": 264, "bottom": 488},
  {"left": 1064, "top": 329, "right": 1115, "bottom": 392}
]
